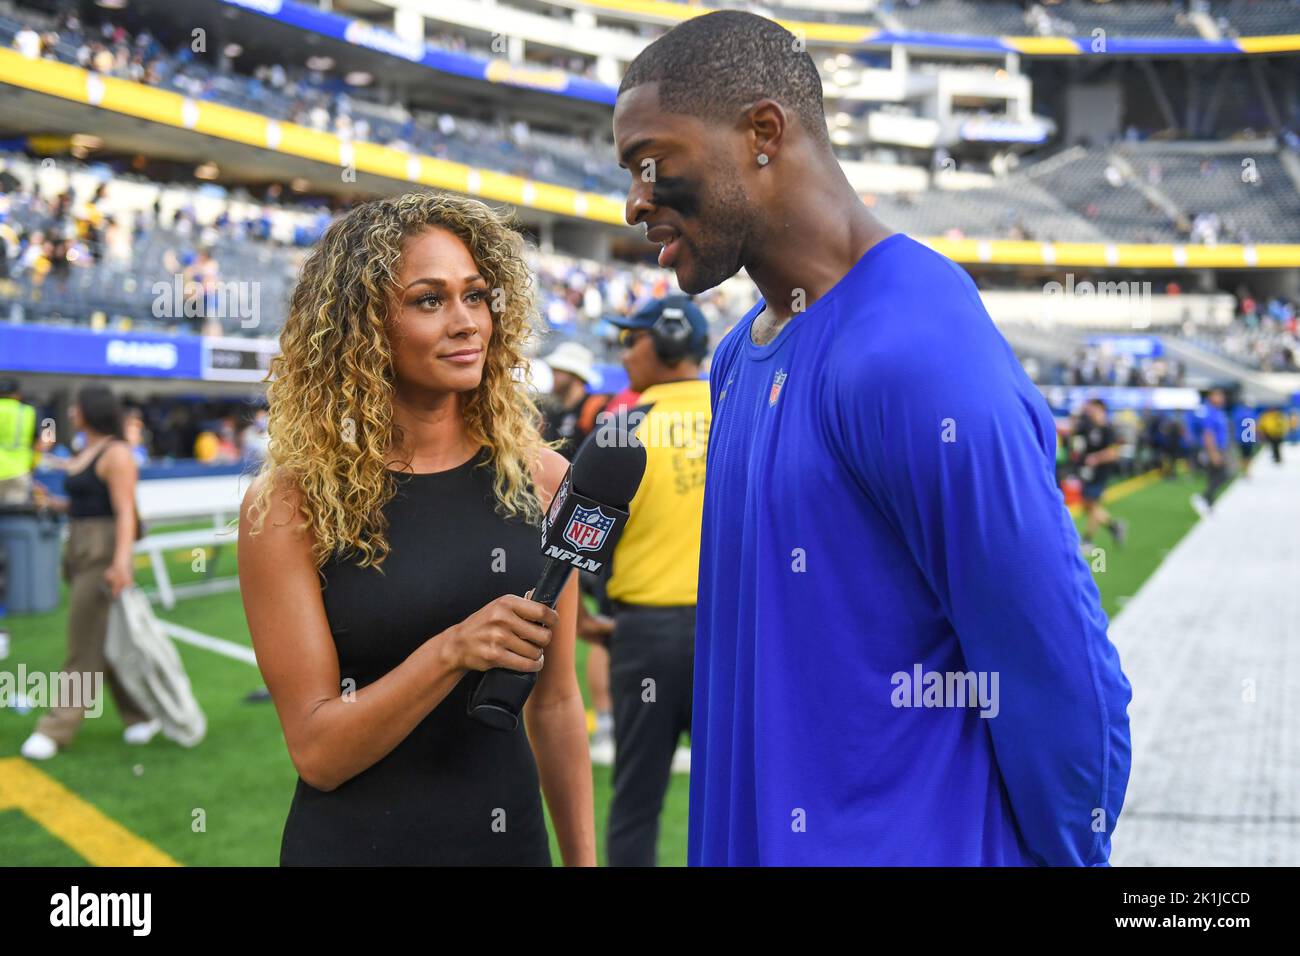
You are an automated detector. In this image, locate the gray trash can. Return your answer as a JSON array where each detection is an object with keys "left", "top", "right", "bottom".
[{"left": 0, "top": 506, "right": 64, "bottom": 615}]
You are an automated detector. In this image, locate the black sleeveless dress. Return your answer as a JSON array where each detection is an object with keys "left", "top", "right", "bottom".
[{"left": 279, "top": 447, "right": 552, "bottom": 866}]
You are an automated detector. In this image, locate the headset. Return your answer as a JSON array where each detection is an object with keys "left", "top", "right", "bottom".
[{"left": 650, "top": 304, "right": 697, "bottom": 364}]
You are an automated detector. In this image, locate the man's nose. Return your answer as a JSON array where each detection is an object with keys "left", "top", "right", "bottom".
[{"left": 625, "top": 180, "right": 655, "bottom": 227}]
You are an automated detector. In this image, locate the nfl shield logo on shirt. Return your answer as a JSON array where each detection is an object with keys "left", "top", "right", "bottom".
[
  {"left": 769, "top": 368, "right": 788, "bottom": 406},
  {"left": 564, "top": 505, "right": 616, "bottom": 552}
]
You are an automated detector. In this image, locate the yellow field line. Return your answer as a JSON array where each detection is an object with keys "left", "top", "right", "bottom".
[
  {"left": 1067, "top": 468, "right": 1164, "bottom": 517},
  {"left": 0, "top": 757, "right": 179, "bottom": 866}
]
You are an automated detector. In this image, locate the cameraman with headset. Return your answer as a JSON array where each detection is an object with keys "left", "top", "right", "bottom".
[{"left": 599, "top": 295, "right": 711, "bottom": 866}]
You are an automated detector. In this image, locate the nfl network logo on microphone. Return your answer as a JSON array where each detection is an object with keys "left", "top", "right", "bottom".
[{"left": 564, "top": 505, "right": 615, "bottom": 552}]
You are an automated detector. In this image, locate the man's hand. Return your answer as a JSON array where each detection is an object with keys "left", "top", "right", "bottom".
[{"left": 576, "top": 602, "right": 615, "bottom": 645}]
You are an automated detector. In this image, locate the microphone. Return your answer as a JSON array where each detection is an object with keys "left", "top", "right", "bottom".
[{"left": 467, "top": 428, "right": 647, "bottom": 730}]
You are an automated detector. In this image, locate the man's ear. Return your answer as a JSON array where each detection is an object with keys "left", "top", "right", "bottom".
[{"left": 744, "top": 99, "right": 788, "bottom": 163}]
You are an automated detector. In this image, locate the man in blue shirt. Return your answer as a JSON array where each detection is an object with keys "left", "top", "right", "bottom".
[
  {"left": 1192, "top": 387, "right": 1232, "bottom": 517},
  {"left": 613, "top": 11, "right": 1132, "bottom": 865}
]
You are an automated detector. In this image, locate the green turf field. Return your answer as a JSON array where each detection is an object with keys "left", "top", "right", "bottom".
[{"left": 0, "top": 471, "right": 1208, "bottom": 866}]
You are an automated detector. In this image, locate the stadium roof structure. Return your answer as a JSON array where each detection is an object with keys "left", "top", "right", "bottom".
[
  {"left": 562, "top": 0, "right": 1300, "bottom": 55},
  {"left": 3, "top": 45, "right": 1299, "bottom": 269},
  {"left": 174, "top": 0, "right": 1300, "bottom": 124},
  {"left": 211, "top": 0, "right": 617, "bottom": 105}
]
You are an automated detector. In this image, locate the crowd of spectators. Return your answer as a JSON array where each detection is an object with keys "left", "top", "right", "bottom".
[
  {"left": 0, "top": 158, "right": 320, "bottom": 335},
  {"left": 1045, "top": 345, "right": 1187, "bottom": 387},
  {"left": 32, "top": 397, "right": 270, "bottom": 470},
  {"left": 1205, "top": 289, "right": 1300, "bottom": 371},
  {"left": 0, "top": 153, "right": 754, "bottom": 350},
  {"left": 4, "top": 6, "right": 624, "bottom": 196}
]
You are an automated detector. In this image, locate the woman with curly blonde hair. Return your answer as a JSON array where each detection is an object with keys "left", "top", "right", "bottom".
[{"left": 238, "top": 192, "right": 594, "bottom": 866}]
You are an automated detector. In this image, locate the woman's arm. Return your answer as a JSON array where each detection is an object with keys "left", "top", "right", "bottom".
[
  {"left": 101, "top": 442, "right": 138, "bottom": 598},
  {"left": 524, "top": 449, "right": 596, "bottom": 866},
  {"left": 239, "top": 471, "right": 556, "bottom": 793}
]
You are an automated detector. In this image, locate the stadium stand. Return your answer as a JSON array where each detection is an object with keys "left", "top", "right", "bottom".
[
  {"left": 1024, "top": 147, "right": 1185, "bottom": 241},
  {"left": 2, "top": 0, "right": 1299, "bottom": 357},
  {"left": 1114, "top": 143, "right": 1300, "bottom": 244},
  {"left": 587, "top": 0, "right": 1296, "bottom": 40},
  {"left": 1212, "top": 0, "right": 1300, "bottom": 35},
  {"left": 0, "top": 151, "right": 753, "bottom": 347},
  {"left": 0, "top": 3, "right": 626, "bottom": 195},
  {"left": 1040, "top": 0, "right": 1203, "bottom": 38},
  {"left": 885, "top": 0, "right": 1048, "bottom": 35},
  {"left": 867, "top": 177, "right": 1111, "bottom": 242}
]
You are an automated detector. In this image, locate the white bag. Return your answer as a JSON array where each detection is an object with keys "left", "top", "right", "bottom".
[{"left": 105, "top": 586, "right": 207, "bottom": 747}]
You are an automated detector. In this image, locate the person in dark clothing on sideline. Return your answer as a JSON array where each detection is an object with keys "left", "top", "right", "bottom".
[{"left": 1071, "top": 398, "right": 1127, "bottom": 551}]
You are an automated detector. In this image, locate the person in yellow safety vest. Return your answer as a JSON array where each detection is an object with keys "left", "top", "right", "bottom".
[
  {"left": 0, "top": 378, "right": 50, "bottom": 654},
  {"left": 1258, "top": 407, "right": 1290, "bottom": 465},
  {"left": 0, "top": 378, "right": 45, "bottom": 507}
]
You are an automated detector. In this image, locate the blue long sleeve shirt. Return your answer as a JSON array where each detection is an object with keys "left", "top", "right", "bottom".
[{"left": 690, "top": 234, "right": 1132, "bottom": 866}]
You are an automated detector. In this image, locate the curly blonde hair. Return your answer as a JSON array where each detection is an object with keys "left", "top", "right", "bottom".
[{"left": 245, "top": 192, "right": 549, "bottom": 570}]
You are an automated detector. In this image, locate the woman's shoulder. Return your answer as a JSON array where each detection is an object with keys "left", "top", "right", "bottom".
[
  {"left": 97, "top": 439, "right": 137, "bottom": 473},
  {"left": 242, "top": 466, "right": 305, "bottom": 521},
  {"left": 530, "top": 447, "right": 569, "bottom": 510},
  {"left": 241, "top": 467, "right": 316, "bottom": 541}
]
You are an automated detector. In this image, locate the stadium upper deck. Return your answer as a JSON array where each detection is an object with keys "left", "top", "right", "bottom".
[{"left": 3, "top": 0, "right": 1299, "bottom": 269}]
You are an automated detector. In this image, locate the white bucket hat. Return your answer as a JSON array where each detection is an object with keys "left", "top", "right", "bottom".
[{"left": 543, "top": 341, "right": 599, "bottom": 387}]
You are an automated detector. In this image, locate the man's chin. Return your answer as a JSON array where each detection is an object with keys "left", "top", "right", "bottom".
[{"left": 676, "top": 260, "right": 731, "bottom": 296}]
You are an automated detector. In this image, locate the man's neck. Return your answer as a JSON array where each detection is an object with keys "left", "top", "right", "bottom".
[{"left": 745, "top": 178, "right": 892, "bottom": 344}]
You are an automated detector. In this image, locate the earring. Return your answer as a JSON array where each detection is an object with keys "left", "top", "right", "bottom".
[{"left": 756, "top": 153, "right": 769, "bottom": 166}]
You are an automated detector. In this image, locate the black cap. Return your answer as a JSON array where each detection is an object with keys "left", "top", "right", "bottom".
[{"left": 609, "top": 294, "right": 709, "bottom": 359}]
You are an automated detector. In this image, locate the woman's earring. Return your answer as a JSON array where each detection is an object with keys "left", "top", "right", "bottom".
[{"left": 756, "top": 153, "right": 769, "bottom": 167}]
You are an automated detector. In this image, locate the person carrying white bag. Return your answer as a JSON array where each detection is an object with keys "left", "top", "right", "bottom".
[{"left": 105, "top": 585, "right": 207, "bottom": 748}]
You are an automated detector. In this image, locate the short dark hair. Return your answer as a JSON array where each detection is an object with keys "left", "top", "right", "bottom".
[{"left": 619, "top": 11, "right": 829, "bottom": 147}]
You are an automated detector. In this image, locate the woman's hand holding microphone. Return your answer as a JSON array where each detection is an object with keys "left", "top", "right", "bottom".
[{"left": 438, "top": 591, "right": 557, "bottom": 675}]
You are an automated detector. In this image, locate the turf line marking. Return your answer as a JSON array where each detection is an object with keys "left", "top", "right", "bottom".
[
  {"left": 1067, "top": 468, "right": 1164, "bottom": 517},
  {"left": 1102, "top": 468, "right": 1165, "bottom": 502},
  {"left": 0, "top": 757, "right": 180, "bottom": 866},
  {"left": 158, "top": 621, "right": 257, "bottom": 665}
]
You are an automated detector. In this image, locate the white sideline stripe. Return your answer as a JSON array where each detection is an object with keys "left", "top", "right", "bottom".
[{"left": 158, "top": 620, "right": 257, "bottom": 665}]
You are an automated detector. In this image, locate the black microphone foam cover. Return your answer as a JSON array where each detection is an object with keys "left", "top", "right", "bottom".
[{"left": 569, "top": 429, "right": 647, "bottom": 510}]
